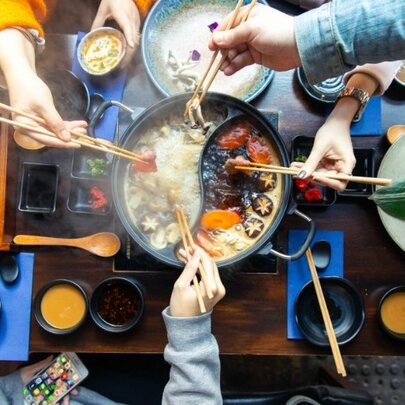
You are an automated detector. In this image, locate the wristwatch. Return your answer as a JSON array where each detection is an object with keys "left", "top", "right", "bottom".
[{"left": 336, "top": 87, "right": 370, "bottom": 122}]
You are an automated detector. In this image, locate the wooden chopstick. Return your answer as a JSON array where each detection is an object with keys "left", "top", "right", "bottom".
[
  {"left": 178, "top": 209, "right": 214, "bottom": 299},
  {"left": 234, "top": 164, "right": 393, "bottom": 187},
  {"left": 185, "top": 0, "right": 256, "bottom": 116},
  {"left": 0, "top": 103, "right": 145, "bottom": 163},
  {"left": 306, "top": 248, "right": 347, "bottom": 376},
  {"left": 175, "top": 208, "right": 207, "bottom": 313},
  {"left": 0, "top": 115, "right": 9, "bottom": 250}
]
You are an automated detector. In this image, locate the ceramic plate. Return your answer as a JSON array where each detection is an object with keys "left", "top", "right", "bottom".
[
  {"left": 297, "top": 67, "right": 344, "bottom": 103},
  {"left": 376, "top": 135, "right": 405, "bottom": 251},
  {"left": 142, "top": 0, "right": 274, "bottom": 101}
]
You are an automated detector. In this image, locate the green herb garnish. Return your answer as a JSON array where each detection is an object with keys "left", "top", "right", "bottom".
[
  {"left": 87, "top": 158, "right": 107, "bottom": 177},
  {"left": 294, "top": 154, "right": 308, "bottom": 163}
]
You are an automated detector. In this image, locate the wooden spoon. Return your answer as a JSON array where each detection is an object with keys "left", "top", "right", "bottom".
[
  {"left": 13, "top": 232, "right": 121, "bottom": 257},
  {"left": 387, "top": 125, "right": 405, "bottom": 145}
]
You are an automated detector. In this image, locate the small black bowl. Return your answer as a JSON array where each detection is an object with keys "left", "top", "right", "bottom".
[
  {"left": 378, "top": 286, "right": 405, "bottom": 341},
  {"left": 90, "top": 277, "right": 144, "bottom": 333},
  {"left": 34, "top": 279, "right": 88, "bottom": 335},
  {"left": 295, "top": 277, "right": 365, "bottom": 346}
]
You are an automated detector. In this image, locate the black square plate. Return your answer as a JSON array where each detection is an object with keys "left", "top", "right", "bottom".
[
  {"left": 71, "top": 148, "right": 112, "bottom": 179},
  {"left": 18, "top": 163, "right": 59, "bottom": 214}
]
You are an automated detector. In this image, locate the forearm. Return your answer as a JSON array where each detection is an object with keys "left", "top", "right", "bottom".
[
  {"left": 0, "top": 28, "right": 36, "bottom": 96},
  {"left": 295, "top": 0, "right": 405, "bottom": 84},
  {"left": 161, "top": 308, "right": 222, "bottom": 405}
]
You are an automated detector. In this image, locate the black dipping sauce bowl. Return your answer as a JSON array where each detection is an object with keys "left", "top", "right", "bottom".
[{"left": 90, "top": 277, "right": 144, "bottom": 333}]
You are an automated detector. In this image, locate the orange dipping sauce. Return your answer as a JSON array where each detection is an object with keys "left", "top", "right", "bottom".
[
  {"left": 40, "top": 283, "right": 87, "bottom": 330},
  {"left": 380, "top": 291, "right": 405, "bottom": 334}
]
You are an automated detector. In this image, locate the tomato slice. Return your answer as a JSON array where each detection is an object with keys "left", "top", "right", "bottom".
[
  {"left": 201, "top": 209, "right": 241, "bottom": 230},
  {"left": 246, "top": 136, "right": 271, "bottom": 164},
  {"left": 195, "top": 230, "right": 223, "bottom": 258},
  {"left": 216, "top": 123, "right": 251, "bottom": 149}
]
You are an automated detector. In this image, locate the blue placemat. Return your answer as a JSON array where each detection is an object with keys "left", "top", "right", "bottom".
[
  {"left": 0, "top": 253, "right": 34, "bottom": 360},
  {"left": 325, "top": 96, "right": 381, "bottom": 136},
  {"left": 287, "top": 230, "right": 344, "bottom": 339},
  {"left": 71, "top": 32, "right": 127, "bottom": 141}
]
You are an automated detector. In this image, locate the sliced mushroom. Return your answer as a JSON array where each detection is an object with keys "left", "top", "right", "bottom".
[
  {"left": 166, "top": 223, "right": 180, "bottom": 244},
  {"left": 243, "top": 217, "right": 265, "bottom": 238},
  {"left": 252, "top": 194, "right": 273, "bottom": 217},
  {"left": 257, "top": 172, "right": 277, "bottom": 192},
  {"left": 141, "top": 216, "right": 159, "bottom": 233},
  {"left": 150, "top": 227, "right": 168, "bottom": 250}
]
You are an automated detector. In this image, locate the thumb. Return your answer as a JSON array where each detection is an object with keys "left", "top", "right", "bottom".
[
  {"left": 212, "top": 23, "right": 251, "bottom": 48},
  {"left": 298, "top": 148, "right": 324, "bottom": 179},
  {"left": 40, "top": 106, "right": 70, "bottom": 141},
  {"left": 91, "top": 12, "right": 107, "bottom": 31}
]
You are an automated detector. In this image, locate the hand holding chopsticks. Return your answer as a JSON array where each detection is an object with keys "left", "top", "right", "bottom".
[
  {"left": 0, "top": 103, "right": 145, "bottom": 163},
  {"left": 234, "top": 162, "right": 392, "bottom": 187},
  {"left": 306, "top": 248, "right": 346, "bottom": 377},
  {"left": 175, "top": 207, "right": 217, "bottom": 314}
]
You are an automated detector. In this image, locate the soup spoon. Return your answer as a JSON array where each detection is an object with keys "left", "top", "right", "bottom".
[
  {"left": 0, "top": 252, "right": 20, "bottom": 284},
  {"left": 13, "top": 232, "right": 121, "bottom": 258},
  {"left": 312, "top": 240, "right": 331, "bottom": 272}
]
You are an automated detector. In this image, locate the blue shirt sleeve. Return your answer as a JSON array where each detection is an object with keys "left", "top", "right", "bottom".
[{"left": 295, "top": 0, "right": 405, "bottom": 84}]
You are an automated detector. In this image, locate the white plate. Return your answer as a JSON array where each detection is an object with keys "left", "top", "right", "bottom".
[{"left": 376, "top": 135, "right": 405, "bottom": 251}]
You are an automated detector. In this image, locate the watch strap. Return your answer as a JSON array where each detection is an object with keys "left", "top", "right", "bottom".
[{"left": 336, "top": 87, "right": 370, "bottom": 122}]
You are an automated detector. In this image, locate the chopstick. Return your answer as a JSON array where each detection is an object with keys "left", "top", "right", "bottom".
[
  {"left": 0, "top": 103, "right": 145, "bottom": 163},
  {"left": 184, "top": 0, "right": 256, "bottom": 116},
  {"left": 306, "top": 248, "right": 347, "bottom": 377},
  {"left": 178, "top": 209, "right": 214, "bottom": 300},
  {"left": 234, "top": 163, "right": 393, "bottom": 187},
  {"left": 175, "top": 208, "right": 207, "bottom": 313}
]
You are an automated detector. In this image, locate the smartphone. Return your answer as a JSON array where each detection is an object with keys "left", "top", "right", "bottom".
[{"left": 23, "top": 352, "right": 89, "bottom": 405}]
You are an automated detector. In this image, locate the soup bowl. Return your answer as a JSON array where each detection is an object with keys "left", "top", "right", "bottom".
[
  {"left": 90, "top": 277, "right": 144, "bottom": 333},
  {"left": 378, "top": 285, "right": 405, "bottom": 340},
  {"left": 91, "top": 93, "right": 315, "bottom": 268},
  {"left": 34, "top": 279, "right": 88, "bottom": 335}
]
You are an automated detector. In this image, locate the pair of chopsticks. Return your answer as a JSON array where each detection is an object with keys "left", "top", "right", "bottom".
[
  {"left": 175, "top": 207, "right": 214, "bottom": 314},
  {"left": 184, "top": 0, "right": 257, "bottom": 116},
  {"left": 0, "top": 103, "right": 145, "bottom": 163},
  {"left": 235, "top": 162, "right": 393, "bottom": 187},
  {"left": 306, "top": 249, "right": 347, "bottom": 376}
]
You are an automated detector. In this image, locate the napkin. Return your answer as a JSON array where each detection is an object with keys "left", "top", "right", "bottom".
[
  {"left": 71, "top": 32, "right": 127, "bottom": 141},
  {"left": 0, "top": 253, "right": 34, "bottom": 361},
  {"left": 325, "top": 96, "right": 382, "bottom": 136},
  {"left": 287, "top": 230, "right": 344, "bottom": 339}
]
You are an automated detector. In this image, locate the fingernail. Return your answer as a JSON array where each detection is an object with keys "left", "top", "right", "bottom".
[
  {"left": 297, "top": 170, "right": 307, "bottom": 179},
  {"left": 60, "top": 129, "right": 70, "bottom": 141},
  {"left": 213, "top": 32, "right": 224, "bottom": 44}
]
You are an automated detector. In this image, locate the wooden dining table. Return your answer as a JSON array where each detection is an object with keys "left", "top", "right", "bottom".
[{"left": 1, "top": 33, "right": 404, "bottom": 357}]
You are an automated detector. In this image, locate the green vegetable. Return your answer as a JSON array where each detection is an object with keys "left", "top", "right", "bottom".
[
  {"left": 369, "top": 180, "right": 405, "bottom": 219},
  {"left": 294, "top": 154, "right": 307, "bottom": 163},
  {"left": 87, "top": 158, "right": 107, "bottom": 177}
]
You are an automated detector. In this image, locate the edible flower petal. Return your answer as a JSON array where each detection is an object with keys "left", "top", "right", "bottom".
[
  {"left": 208, "top": 22, "right": 219, "bottom": 32},
  {"left": 191, "top": 49, "right": 201, "bottom": 61}
]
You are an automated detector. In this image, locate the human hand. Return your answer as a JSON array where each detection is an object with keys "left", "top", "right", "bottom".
[
  {"left": 91, "top": 0, "right": 141, "bottom": 68},
  {"left": 170, "top": 246, "right": 225, "bottom": 317},
  {"left": 208, "top": 3, "right": 300, "bottom": 75},
  {"left": 20, "top": 356, "right": 79, "bottom": 404},
  {"left": 291, "top": 118, "right": 356, "bottom": 191},
  {"left": 9, "top": 72, "right": 87, "bottom": 148}
]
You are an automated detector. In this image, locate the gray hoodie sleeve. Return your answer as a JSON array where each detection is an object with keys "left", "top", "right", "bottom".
[
  {"left": 0, "top": 371, "right": 24, "bottom": 404},
  {"left": 161, "top": 307, "right": 222, "bottom": 405}
]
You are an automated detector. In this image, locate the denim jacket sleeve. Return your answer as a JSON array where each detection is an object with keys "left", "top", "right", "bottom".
[{"left": 295, "top": 0, "right": 405, "bottom": 84}]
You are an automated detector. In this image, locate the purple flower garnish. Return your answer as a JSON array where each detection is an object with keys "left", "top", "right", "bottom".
[
  {"left": 208, "top": 22, "right": 219, "bottom": 32},
  {"left": 191, "top": 49, "right": 201, "bottom": 61}
]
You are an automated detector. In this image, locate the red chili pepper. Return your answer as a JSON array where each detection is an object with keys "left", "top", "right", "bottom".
[
  {"left": 294, "top": 178, "right": 309, "bottom": 192},
  {"left": 304, "top": 187, "right": 322, "bottom": 201},
  {"left": 88, "top": 186, "right": 108, "bottom": 210}
]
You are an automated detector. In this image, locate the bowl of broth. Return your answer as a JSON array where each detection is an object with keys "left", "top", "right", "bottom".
[
  {"left": 378, "top": 286, "right": 405, "bottom": 340},
  {"left": 34, "top": 280, "right": 88, "bottom": 334},
  {"left": 90, "top": 277, "right": 144, "bottom": 333},
  {"left": 77, "top": 27, "right": 126, "bottom": 77}
]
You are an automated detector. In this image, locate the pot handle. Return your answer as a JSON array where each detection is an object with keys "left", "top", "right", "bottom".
[
  {"left": 269, "top": 209, "right": 315, "bottom": 261},
  {"left": 88, "top": 100, "right": 134, "bottom": 138}
]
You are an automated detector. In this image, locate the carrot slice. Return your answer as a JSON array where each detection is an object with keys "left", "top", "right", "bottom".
[{"left": 201, "top": 210, "right": 241, "bottom": 230}]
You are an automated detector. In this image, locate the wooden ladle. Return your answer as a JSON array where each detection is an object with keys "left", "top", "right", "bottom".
[
  {"left": 13, "top": 232, "right": 121, "bottom": 257},
  {"left": 387, "top": 125, "right": 405, "bottom": 145}
]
